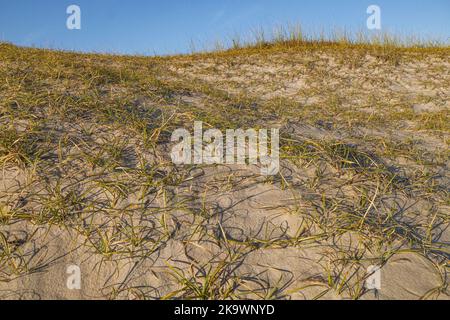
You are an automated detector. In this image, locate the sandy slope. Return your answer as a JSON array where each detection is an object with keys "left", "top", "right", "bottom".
[{"left": 0, "top": 43, "right": 448, "bottom": 299}]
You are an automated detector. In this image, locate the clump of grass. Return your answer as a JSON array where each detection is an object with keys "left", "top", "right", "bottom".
[
  {"left": 0, "top": 231, "right": 31, "bottom": 280},
  {"left": 163, "top": 252, "right": 244, "bottom": 300},
  {"left": 35, "top": 182, "right": 87, "bottom": 225},
  {"left": 0, "top": 127, "right": 44, "bottom": 168}
]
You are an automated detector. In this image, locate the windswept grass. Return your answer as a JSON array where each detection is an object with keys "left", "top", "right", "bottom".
[{"left": 0, "top": 32, "right": 448, "bottom": 300}]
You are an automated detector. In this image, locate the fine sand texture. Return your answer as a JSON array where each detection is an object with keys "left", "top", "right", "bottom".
[{"left": 0, "top": 41, "right": 449, "bottom": 299}]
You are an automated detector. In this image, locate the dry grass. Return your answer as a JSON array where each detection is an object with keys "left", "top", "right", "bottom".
[{"left": 0, "top": 35, "right": 449, "bottom": 300}]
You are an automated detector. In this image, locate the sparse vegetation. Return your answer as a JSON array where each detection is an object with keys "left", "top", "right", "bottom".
[{"left": 0, "top": 32, "right": 448, "bottom": 299}]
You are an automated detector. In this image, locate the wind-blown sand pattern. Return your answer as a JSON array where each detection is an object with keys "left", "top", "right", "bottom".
[{"left": 0, "top": 41, "right": 448, "bottom": 299}]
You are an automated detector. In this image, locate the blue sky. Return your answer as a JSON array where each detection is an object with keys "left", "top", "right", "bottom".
[{"left": 1, "top": 0, "right": 449, "bottom": 55}]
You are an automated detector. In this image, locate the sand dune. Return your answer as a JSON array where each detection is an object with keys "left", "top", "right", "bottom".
[{"left": 0, "top": 42, "right": 448, "bottom": 299}]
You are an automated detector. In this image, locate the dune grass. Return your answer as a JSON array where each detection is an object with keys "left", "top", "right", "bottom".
[{"left": 0, "top": 33, "right": 449, "bottom": 299}]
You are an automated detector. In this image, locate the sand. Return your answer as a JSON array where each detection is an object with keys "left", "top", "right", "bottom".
[{"left": 0, "top": 43, "right": 448, "bottom": 299}]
